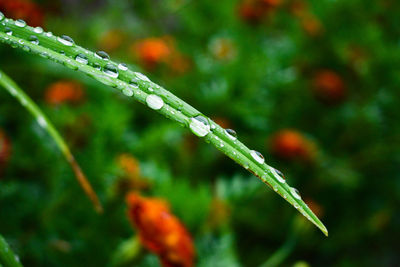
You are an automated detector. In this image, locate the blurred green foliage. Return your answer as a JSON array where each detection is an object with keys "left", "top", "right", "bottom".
[{"left": 1, "top": 0, "right": 400, "bottom": 266}]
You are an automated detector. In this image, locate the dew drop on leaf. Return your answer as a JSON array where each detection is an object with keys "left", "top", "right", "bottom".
[
  {"left": 290, "top": 187, "right": 302, "bottom": 200},
  {"left": 250, "top": 150, "right": 265, "bottom": 164},
  {"left": 118, "top": 63, "right": 128, "bottom": 71},
  {"left": 57, "top": 35, "right": 74, "bottom": 46},
  {"left": 103, "top": 64, "right": 119, "bottom": 78},
  {"left": 95, "top": 51, "right": 110, "bottom": 60},
  {"left": 34, "top": 26, "right": 43, "bottom": 34},
  {"left": 15, "top": 19, "right": 26, "bottom": 27},
  {"left": 271, "top": 167, "right": 285, "bottom": 183},
  {"left": 28, "top": 35, "right": 39, "bottom": 45},
  {"left": 225, "top": 129, "right": 237, "bottom": 140},
  {"left": 146, "top": 94, "right": 164, "bottom": 110},
  {"left": 189, "top": 115, "right": 211, "bottom": 137},
  {"left": 75, "top": 53, "right": 88, "bottom": 64}
]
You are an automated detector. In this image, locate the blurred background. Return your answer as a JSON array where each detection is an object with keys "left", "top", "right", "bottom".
[{"left": 1, "top": 0, "right": 400, "bottom": 266}]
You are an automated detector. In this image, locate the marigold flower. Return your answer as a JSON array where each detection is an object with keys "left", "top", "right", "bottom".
[
  {"left": 312, "top": 70, "right": 346, "bottom": 104},
  {"left": 126, "top": 192, "right": 195, "bottom": 267},
  {"left": 132, "top": 37, "right": 172, "bottom": 68},
  {"left": 0, "top": 130, "right": 11, "bottom": 175},
  {"left": 45, "top": 80, "right": 84, "bottom": 105},
  {"left": 0, "top": 0, "right": 44, "bottom": 27},
  {"left": 270, "top": 129, "right": 316, "bottom": 161}
]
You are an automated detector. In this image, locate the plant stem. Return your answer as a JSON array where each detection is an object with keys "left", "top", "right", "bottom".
[
  {"left": 0, "top": 69, "right": 103, "bottom": 213},
  {"left": 0, "top": 235, "right": 23, "bottom": 267}
]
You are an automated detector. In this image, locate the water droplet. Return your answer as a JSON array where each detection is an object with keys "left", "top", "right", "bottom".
[
  {"left": 34, "top": 26, "right": 43, "bottom": 34},
  {"left": 15, "top": 19, "right": 26, "bottom": 27},
  {"left": 28, "top": 35, "right": 39, "bottom": 45},
  {"left": 134, "top": 72, "right": 150, "bottom": 82},
  {"left": 103, "top": 64, "right": 119, "bottom": 78},
  {"left": 37, "top": 116, "right": 47, "bottom": 128},
  {"left": 294, "top": 203, "right": 299, "bottom": 209},
  {"left": 122, "top": 88, "right": 133, "bottom": 96},
  {"left": 118, "top": 63, "right": 128, "bottom": 71},
  {"left": 57, "top": 35, "right": 74, "bottom": 46},
  {"left": 46, "top": 32, "right": 53, "bottom": 37},
  {"left": 129, "top": 80, "right": 139, "bottom": 88},
  {"left": 273, "top": 186, "right": 278, "bottom": 192},
  {"left": 0, "top": 12, "right": 4, "bottom": 21},
  {"left": 225, "top": 129, "right": 237, "bottom": 140},
  {"left": 75, "top": 53, "right": 88, "bottom": 64},
  {"left": 271, "top": 168, "right": 285, "bottom": 183},
  {"left": 189, "top": 115, "right": 211, "bottom": 137},
  {"left": 250, "top": 150, "right": 265, "bottom": 164},
  {"left": 290, "top": 187, "right": 302, "bottom": 200},
  {"left": 93, "top": 63, "right": 101, "bottom": 70},
  {"left": 95, "top": 51, "right": 110, "bottom": 60},
  {"left": 146, "top": 94, "right": 164, "bottom": 110},
  {"left": 5, "top": 27, "right": 12, "bottom": 35}
]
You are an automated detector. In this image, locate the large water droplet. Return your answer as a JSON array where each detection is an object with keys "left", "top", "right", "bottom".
[
  {"left": 57, "top": 35, "right": 74, "bottom": 46},
  {"left": 271, "top": 168, "right": 285, "bottom": 183},
  {"left": 28, "top": 35, "right": 39, "bottom": 45},
  {"left": 118, "top": 63, "right": 128, "bottom": 71},
  {"left": 225, "top": 129, "right": 237, "bottom": 140},
  {"left": 250, "top": 150, "right": 265, "bottom": 164},
  {"left": 0, "top": 12, "right": 4, "bottom": 21},
  {"left": 95, "top": 51, "right": 110, "bottom": 60},
  {"left": 189, "top": 115, "right": 211, "bottom": 137},
  {"left": 15, "top": 19, "right": 26, "bottom": 27},
  {"left": 290, "top": 187, "right": 302, "bottom": 200},
  {"left": 103, "top": 64, "right": 119, "bottom": 78},
  {"left": 146, "top": 94, "right": 164, "bottom": 110},
  {"left": 34, "top": 26, "right": 43, "bottom": 34},
  {"left": 75, "top": 53, "right": 88, "bottom": 64}
]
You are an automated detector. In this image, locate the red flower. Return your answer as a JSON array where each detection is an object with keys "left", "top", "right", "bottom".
[
  {"left": 0, "top": 0, "right": 44, "bottom": 27},
  {"left": 45, "top": 80, "right": 85, "bottom": 105},
  {"left": 132, "top": 37, "right": 172, "bottom": 69},
  {"left": 126, "top": 193, "right": 195, "bottom": 267},
  {"left": 0, "top": 130, "right": 11, "bottom": 175},
  {"left": 312, "top": 70, "right": 346, "bottom": 104},
  {"left": 270, "top": 129, "right": 316, "bottom": 161}
]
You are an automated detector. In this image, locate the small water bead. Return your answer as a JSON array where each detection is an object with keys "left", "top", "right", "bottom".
[
  {"left": 93, "top": 63, "right": 101, "bottom": 70},
  {"left": 95, "top": 51, "right": 110, "bottom": 60},
  {"left": 129, "top": 80, "right": 139, "bottom": 89},
  {"left": 28, "top": 35, "right": 39, "bottom": 45},
  {"left": 118, "top": 63, "right": 128, "bottom": 71},
  {"left": 34, "top": 26, "right": 43, "bottom": 34},
  {"left": 75, "top": 53, "right": 88, "bottom": 64},
  {"left": 15, "top": 19, "right": 26, "bottom": 27},
  {"left": 225, "top": 129, "right": 237, "bottom": 140},
  {"left": 5, "top": 27, "right": 12, "bottom": 35},
  {"left": 122, "top": 88, "right": 134, "bottom": 97},
  {"left": 290, "top": 187, "right": 302, "bottom": 200},
  {"left": 46, "top": 32, "right": 53, "bottom": 37},
  {"left": 146, "top": 94, "right": 164, "bottom": 110},
  {"left": 250, "top": 150, "right": 265, "bottom": 164},
  {"left": 271, "top": 167, "right": 285, "bottom": 183},
  {"left": 103, "top": 64, "right": 119, "bottom": 78},
  {"left": 57, "top": 35, "right": 74, "bottom": 46},
  {"left": 0, "top": 12, "right": 4, "bottom": 21},
  {"left": 189, "top": 115, "right": 211, "bottom": 137}
]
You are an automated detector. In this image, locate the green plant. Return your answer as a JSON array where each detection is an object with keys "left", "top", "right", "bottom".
[
  {"left": 0, "top": 234, "right": 22, "bottom": 267},
  {"left": 0, "top": 14, "right": 327, "bottom": 236},
  {"left": 0, "top": 69, "right": 102, "bottom": 212}
]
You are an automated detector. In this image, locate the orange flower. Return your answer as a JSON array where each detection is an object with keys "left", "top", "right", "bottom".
[
  {"left": 312, "top": 70, "right": 346, "bottom": 104},
  {"left": 132, "top": 37, "right": 172, "bottom": 68},
  {"left": 126, "top": 193, "right": 195, "bottom": 267},
  {"left": 45, "top": 80, "right": 84, "bottom": 105},
  {"left": 0, "top": 130, "right": 11, "bottom": 175},
  {"left": 0, "top": 0, "right": 44, "bottom": 27},
  {"left": 270, "top": 129, "right": 316, "bottom": 161}
]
